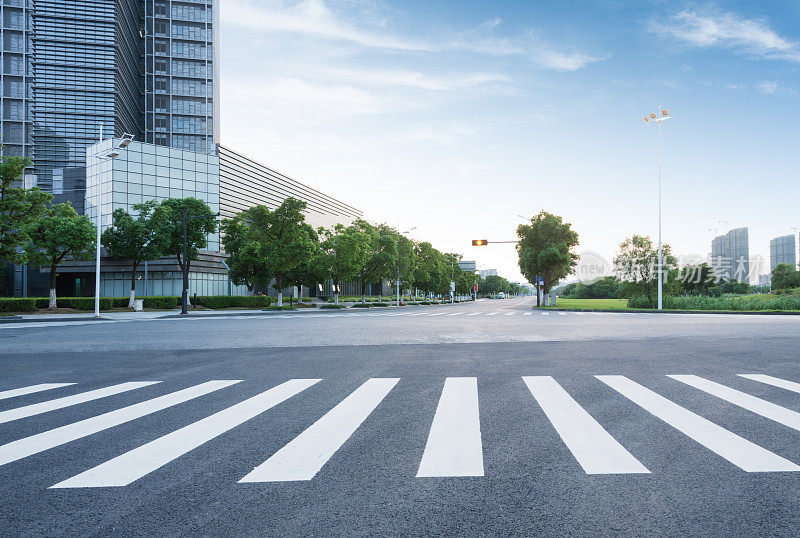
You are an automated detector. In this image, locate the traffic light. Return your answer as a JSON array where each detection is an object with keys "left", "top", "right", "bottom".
[{"left": 472, "top": 239, "right": 488, "bottom": 246}]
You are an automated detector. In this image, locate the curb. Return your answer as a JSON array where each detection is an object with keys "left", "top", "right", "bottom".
[
  {"left": 0, "top": 316, "right": 112, "bottom": 324},
  {"left": 541, "top": 308, "right": 800, "bottom": 316}
]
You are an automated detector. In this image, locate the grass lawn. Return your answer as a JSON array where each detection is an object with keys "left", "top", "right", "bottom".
[{"left": 549, "top": 298, "right": 629, "bottom": 310}]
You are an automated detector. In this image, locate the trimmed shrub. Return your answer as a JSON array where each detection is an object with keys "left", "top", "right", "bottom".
[
  {"left": 0, "top": 297, "right": 36, "bottom": 312},
  {"left": 301, "top": 297, "right": 312, "bottom": 303},
  {"left": 372, "top": 303, "right": 390, "bottom": 307},
  {"left": 320, "top": 304, "right": 346, "bottom": 309},
  {"left": 264, "top": 305, "right": 297, "bottom": 310},
  {"left": 628, "top": 294, "right": 800, "bottom": 311},
  {"left": 352, "top": 303, "right": 371, "bottom": 308},
  {"left": 193, "top": 295, "right": 272, "bottom": 309},
  {"left": 141, "top": 296, "right": 178, "bottom": 309},
  {"left": 419, "top": 301, "right": 432, "bottom": 305}
]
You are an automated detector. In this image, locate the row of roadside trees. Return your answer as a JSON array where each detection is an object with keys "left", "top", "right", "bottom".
[{"left": 221, "top": 198, "right": 478, "bottom": 306}]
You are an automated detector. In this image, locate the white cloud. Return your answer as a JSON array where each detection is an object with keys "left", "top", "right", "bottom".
[
  {"left": 652, "top": 10, "right": 800, "bottom": 62},
  {"left": 758, "top": 80, "right": 796, "bottom": 96},
  {"left": 223, "top": 0, "right": 604, "bottom": 71},
  {"left": 318, "top": 67, "right": 511, "bottom": 90},
  {"left": 222, "top": 0, "right": 429, "bottom": 51}
]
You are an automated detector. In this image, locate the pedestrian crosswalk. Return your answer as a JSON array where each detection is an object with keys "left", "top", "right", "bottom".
[{"left": 1, "top": 374, "right": 799, "bottom": 490}]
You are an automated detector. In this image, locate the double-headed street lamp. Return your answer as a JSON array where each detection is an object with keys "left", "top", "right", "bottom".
[
  {"left": 643, "top": 106, "right": 671, "bottom": 311},
  {"left": 93, "top": 127, "right": 135, "bottom": 317},
  {"left": 396, "top": 226, "right": 416, "bottom": 307}
]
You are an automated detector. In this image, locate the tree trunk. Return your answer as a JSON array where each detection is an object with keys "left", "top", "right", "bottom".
[
  {"left": 48, "top": 264, "right": 58, "bottom": 309},
  {"left": 361, "top": 280, "right": 366, "bottom": 304},
  {"left": 276, "top": 272, "right": 283, "bottom": 306},
  {"left": 129, "top": 262, "right": 139, "bottom": 308}
]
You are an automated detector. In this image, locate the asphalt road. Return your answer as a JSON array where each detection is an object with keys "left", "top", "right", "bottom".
[{"left": 2, "top": 297, "right": 800, "bottom": 536}]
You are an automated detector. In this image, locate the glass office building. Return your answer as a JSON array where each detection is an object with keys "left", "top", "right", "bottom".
[
  {"left": 770, "top": 234, "right": 796, "bottom": 271},
  {"left": 0, "top": 0, "right": 217, "bottom": 192},
  {"left": 144, "top": 0, "right": 218, "bottom": 154}
]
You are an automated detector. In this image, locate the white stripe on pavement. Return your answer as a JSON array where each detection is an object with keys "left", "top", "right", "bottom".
[
  {"left": 738, "top": 374, "right": 800, "bottom": 395},
  {"left": 0, "top": 381, "right": 161, "bottom": 424},
  {"left": 448, "top": 312, "right": 464, "bottom": 316},
  {"left": 486, "top": 313, "right": 497, "bottom": 316},
  {"left": 541, "top": 312, "right": 549, "bottom": 316},
  {"left": 51, "top": 379, "right": 321, "bottom": 488},
  {"left": 0, "top": 380, "right": 240, "bottom": 467},
  {"left": 466, "top": 312, "right": 482, "bottom": 316},
  {"left": 523, "top": 312, "right": 532, "bottom": 316},
  {"left": 239, "top": 378, "right": 399, "bottom": 482},
  {"left": 557, "top": 312, "right": 567, "bottom": 316},
  {"left": 522, "top": 376, "right": 648, "bottom": 474},
  {"left": 669, "top": 375, "right": 800, "bottom": 431},
  {"left": 596, "top": 375, "right": 800, "bottom": 472},
  {"left": 417, "top": 377, "right": 484, "bottom": 478},
  {"left": 504, "top": 312, "right": 515, "bottom": 316},
  {"left": 0, "top": 383, "right": 76, "bottom": 401}
]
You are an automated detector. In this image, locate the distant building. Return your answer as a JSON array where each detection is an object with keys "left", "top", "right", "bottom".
[
  {"left": 458, "top": 261, "right": 477, "bottom": 272},
  {"left": 770, "top": 235, "right": 796, "bottom": 271},
  {"left": 478, "top": 269, "right": 498, "bottom": 278},
  {"left": 759, "top": 274, "right": 772, "bottom": 287},
  {"left": 710, "top": 227, "right": 750, "bottom": 284}
]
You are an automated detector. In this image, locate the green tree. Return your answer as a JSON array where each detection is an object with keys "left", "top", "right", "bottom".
[
  {"left": 413, "top": 242, "right": 442, "bottom": 298},
  {"left": 24, "top": 203, "right": 96, "bottom": 308},
  {"left": 772, "top": 263, "right": 800, "bottom": 291},
  {"left": 282, "top": 222, "right": 319, "bottom": 305},
  {"left": 396, "top": 234, "right": 417, "bottom": 300},
  {"left": 516, "top": 211, "right": 579, "bottom": 305},
  {"left": 680, "top": 263, "right": 716, "bottom": 296},
  {"left": 311, "top": 223, "right": 369, "bottom": 304},
  {"left": 352, "top": 220, "right": 397, "bottom": 303},
  {"left": 614, "top": 234, "right": 680, "bottom": 308},
  {"left": 159, "top": 197, "right": 217, "bottom": 302},
  {"left": 220, "top": 214, "right": 273, "bottom": 294},
  {"left": 101, "top": 201, "right": 171, "bottom": 307},
  {"left": 0, "top": 154, "right": 52, "bottom": 265}
]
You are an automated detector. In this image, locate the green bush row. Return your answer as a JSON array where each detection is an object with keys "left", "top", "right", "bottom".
[
  {"left": 192, "top": 295, "right": 272, "bottom": 309},
  {"left": 628, "top": 294, "right": 800, "bottom": 311},
  {"left": 0, "top": 297, "right": 36, "bottom": 312},
  {"left": 320, "top": 304, "right": 346, "bottom": 309}
]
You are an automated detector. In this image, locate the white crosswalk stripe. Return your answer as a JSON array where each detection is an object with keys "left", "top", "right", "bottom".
[
  {"left": 0, "top": 380, "right": 239, "bottom": 467},
  {"left": 669, "top": 375, "right": 800, "bottom": 431},
  {"left": 0, "top": 383, "right": 75, "bottom": 401},
  {"left": 239, "top": 378, "right": 399, "bottom": 482},
  {"left": 417, "top": 377, "right": 484, "bottom": 478},
  {"left": 596, "top": 375, "right": 800, "bottom": 472},
  {"left": 0, "top": 381, "right": 161, "bottom": 424},
  {"left": 51, "top": 379, "right": 320, "bottom": 488},
  {"left": 738, "top": 374, "right": 800, "bottom": 394},
  {"left": 523, "top": 376, "right": 649, "bottom": 474},
  {"left": 523, "top": 312, "right": 532, "bottom": 316}
]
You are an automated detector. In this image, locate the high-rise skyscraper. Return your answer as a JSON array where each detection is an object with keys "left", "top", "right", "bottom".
[
  {"left": 770, "top": 234, "right": 796, "bottom": 271},
  {"left": 0, "top": 0, "right": 217, "bottom": 191},
  {"left": 710, "top": 227, "right": 750, "bottom": 283}
]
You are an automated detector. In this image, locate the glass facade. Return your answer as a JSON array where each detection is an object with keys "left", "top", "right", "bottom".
[
  {"left": 0, "top": 0, "right": 216, "bottom": 192},
  {"left": 86, "top": 138, "right": 220, "bottom": 248},
  {"left": 770, "top": 234, "right": 796, "bottom": 271},
  {"left": 144, "top": 0, "right": 218, "bottom": 155},
  {"left": 710, "top": 227, "right": 750, "bottom": 283},
  {"left": 99, "top": 270, "right": 247, "bottom": 298}
]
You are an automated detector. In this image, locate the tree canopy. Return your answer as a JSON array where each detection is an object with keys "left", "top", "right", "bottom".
[
  {"left": 516, "top": 211, "right": 579, "bottom": 298},
  {"left": 613, "top": 234, "right": 680, "bottom": 307},
  {"left": 0, "top": 154, "right": 51, "bottom": 265}
]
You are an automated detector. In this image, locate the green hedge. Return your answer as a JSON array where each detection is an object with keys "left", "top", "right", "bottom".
[
  {"left": 352, "top": 303, "right": 371, "bottom": 308},
  {"left": 142, "top": 296, "right": 178, "bottom": 309},
  {"left": 372, "top": 303, "right": 390, "bottom": 307},
  {"left": 0, "top": 297, "right": 36, "bottom": 312},
  {"left": 193, "top": 295, "right": 272, "bottom": 309},
  {"left": 320, "top": 304, "right": 346, "bottom": 309},
  {"left": 628, "top": 294, "right": 800, "bottom": 311}
]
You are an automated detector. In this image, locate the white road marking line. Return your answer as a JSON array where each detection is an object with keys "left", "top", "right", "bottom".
[
  {"left": 738, "top": 374, "right": 800, "bottom": 394},
  {"left": 417, "top": 377, "right": 484, "bottom": 477},
  {"left": 466, "top": 312, "right": 482, "bottom": 316},
  {"left": 557, "top": 312, "right": 567, "bottom": 316},
  {"left": 0, "top": 380, "right": 240, "bottom": 467},
  {"left": 428, "top": 312, "right": 448, "bottom": 317},
  {"left": 239, "top": 378, "right": 399, "bottom": 482},
  {"left": 449, "top": 312, "right": 464, "bottom": 316},
  {"left": 523, "top": 312, "right": 532, "bottom": 316},
  {"left": 596, "top": 375, "right": 800, "bottom": 472},
  {"left": 522, "top": 377, "right": 649, "bottom": 475},
  {"left": 0, "top": 383, "right": 76, "bottom": 401},
  {"left": 0, "top": 381, "right": 161, "bottom": 425},
  {"left": 51, "top": 379, "right": 321, "bottom": 488},
  {"left": 669, "top": 375, "right": 800, "bottom": 432},
  {"left": 541, "top": 312, "right": 549, "bottom": 316},
  {"left": 504, "top": 312, "right": 515, "bottom": 316},
  {"left": 574, "top": 312, "right": 586, "bottom": 316},
  {"left": 486, "top": 313, "right": 497, "bottom": 316}
]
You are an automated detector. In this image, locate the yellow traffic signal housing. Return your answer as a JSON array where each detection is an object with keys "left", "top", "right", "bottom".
[{"left": 472, "top": 239, "right": 488, "bottom": 246}]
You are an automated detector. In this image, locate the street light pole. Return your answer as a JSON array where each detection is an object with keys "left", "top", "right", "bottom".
[
  {"left": 644, "top": 107, "right": 671, "bottom": 311},
  {"left": 182, "top": 209, "right": 189, "bottom": 314},
  {"left": 94, "top": 124, "right": 103, "bottom": 317}
]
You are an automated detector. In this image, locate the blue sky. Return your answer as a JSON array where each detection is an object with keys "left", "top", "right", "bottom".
[{"left": 219, "top": 1, "right": 800, "bottom": 282}]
